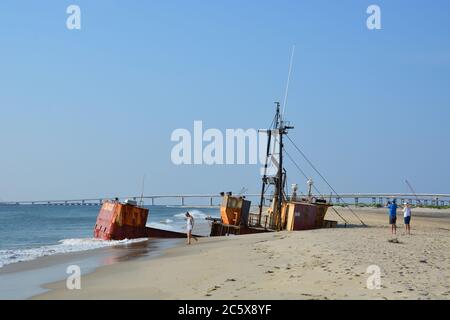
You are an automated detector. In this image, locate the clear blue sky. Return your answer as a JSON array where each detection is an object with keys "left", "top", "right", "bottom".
[{"left": 1, "top": 0, "right": 449, "bottom": 201}]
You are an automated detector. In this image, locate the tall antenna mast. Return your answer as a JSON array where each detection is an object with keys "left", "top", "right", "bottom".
[
  {"left": 257, "top": 47, "right": 295, "bottom": 229},
  {"left": 281, "top": 45, "right": 295, "bottom": 120}
]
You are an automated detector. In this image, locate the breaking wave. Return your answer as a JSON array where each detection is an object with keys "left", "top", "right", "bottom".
[
  {"left": 0, "top": 238, "right": 148, "bottom": 269},
  {"left": 173, "top": 209, "right": 208, "bottom": 219}
]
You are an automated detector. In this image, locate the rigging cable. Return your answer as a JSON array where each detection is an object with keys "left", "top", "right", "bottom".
[
  {"left": 285, "top": 135, "right": 366, "bottom": 226},
  {"left": 284, "top": 148, "right": 348, "bottom": 225}
]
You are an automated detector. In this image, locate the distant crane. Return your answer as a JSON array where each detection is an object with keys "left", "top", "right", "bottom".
[{"left": 405, "top": 179, "right": 421, "bottom": 205}]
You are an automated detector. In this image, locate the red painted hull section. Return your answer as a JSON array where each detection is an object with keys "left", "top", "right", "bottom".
[
  {"left": 94, "top": 202, "right": 202, "bottom": 240},
  {"left": 290, "top": 203, "right": 329, "bottom": 230}
]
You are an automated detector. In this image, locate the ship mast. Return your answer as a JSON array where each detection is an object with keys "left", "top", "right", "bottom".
[
  {"left": 258, "top": 102, "right": 293, "bottom": 229},
  {"left": 258, "top": 46, "right": 295, "bottom": 229}
]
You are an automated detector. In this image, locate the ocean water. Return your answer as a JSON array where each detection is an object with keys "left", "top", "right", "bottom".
[{"left": 0, "top": 205, "right": 219, "bottom": 268}]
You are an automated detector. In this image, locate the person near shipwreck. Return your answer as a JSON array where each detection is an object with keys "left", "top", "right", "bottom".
[
  {"left": 403, "top": 202, "right": 412, "bottom": 235},
  {"left": 185, "top": 212, "right": 198, "bottom": 245},
  {"left": 386, "top": 199, "right": 398, "bottom": 235}
]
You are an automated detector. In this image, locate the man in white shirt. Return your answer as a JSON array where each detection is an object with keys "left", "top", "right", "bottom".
[{"left": 403, "top": 202, "right": 412, "bottom": 235}]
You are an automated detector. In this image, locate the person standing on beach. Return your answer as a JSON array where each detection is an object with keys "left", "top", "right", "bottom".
[
  {"left": 185, "top": 212, "right": 198, "bottom": 245},
  {"left": 387, "top": 199, "right": 398, "bottom": 235},
  {"left": 403, "top": 202, "right": 412, "bottom": 235}
]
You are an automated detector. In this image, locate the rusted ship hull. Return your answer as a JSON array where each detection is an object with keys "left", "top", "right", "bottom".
[
  {"left": 94, "top": 201, "right": 202, "bottom": 240},
  {"left": 208, "top": 194, "right": 336, "bottom": 237},
  {"left": 94, "top": 201, "right": 149, "bottom": 240},
  {"left": 209, "top": 220, "right": 271, "bottom": 236},
  {"left": 284, "top": 201, "right": 332, "bottom": 231},
  {"left": 146, "top": 226, "right": 202, "bottom": 239}
]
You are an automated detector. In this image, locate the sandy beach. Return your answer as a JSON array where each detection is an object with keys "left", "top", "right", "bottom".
[{"left": 34, "top": 208, "right": 450, "bottom": 300}]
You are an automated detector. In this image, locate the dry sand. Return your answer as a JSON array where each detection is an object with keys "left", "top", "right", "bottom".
[{"left": 34, "top": 208, "right": 450, "bottom": 300}]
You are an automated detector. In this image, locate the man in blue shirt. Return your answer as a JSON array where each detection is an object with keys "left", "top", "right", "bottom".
[{"left": 387, "top": 200, "right": 398, "bottom": 235}]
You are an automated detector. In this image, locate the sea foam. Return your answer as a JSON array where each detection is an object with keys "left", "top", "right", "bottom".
[
  {"left": 0, "top": 238, "right": 148, "bottom": 268},
  {"left": 173, "top": 209, "right": 208, "bottom": 219}
]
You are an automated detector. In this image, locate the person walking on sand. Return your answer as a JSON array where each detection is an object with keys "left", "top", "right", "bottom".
[
  {"left": 185, "top": 212, "right": 198, "bottom": 245},
  {"left": 386, "top": 199, "right": 398, "bottom": 235},
  {"left": 403, "top": 202, "right": 412, "bottom": 235}
]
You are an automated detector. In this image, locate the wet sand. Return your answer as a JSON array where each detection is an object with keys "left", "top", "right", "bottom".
[
  {"left": 0, "top": 238, "right": 183, "bottom": 299},
  {"left": 34, "top": 208, "right": 450, "bottom": 300}
]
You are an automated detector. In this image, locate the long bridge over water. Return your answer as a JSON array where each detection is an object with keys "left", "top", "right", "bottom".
[{"left": 1, "top": 193, "right": 450, "bottom": 207}]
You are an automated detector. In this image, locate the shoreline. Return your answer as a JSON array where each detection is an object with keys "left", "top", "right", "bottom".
[
  {"left": 0, "top": 238, "right": 184, "bottom": 299},
  {"left": 0, "top": 205, "right": 215, "bottom": 299},
  {"left": 33, "top": 208, "right": 450, "bottom": 300}
]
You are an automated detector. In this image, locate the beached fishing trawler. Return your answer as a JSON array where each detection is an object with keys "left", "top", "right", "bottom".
[
  {"left": 93, "top": 199, "right": 202, "bottom": 240},
  {"left": 208, "top": 102, "right": 337, "bottom": 236},
  {"left": 93, "top": 102, "right": 339, "bottom": 240}
]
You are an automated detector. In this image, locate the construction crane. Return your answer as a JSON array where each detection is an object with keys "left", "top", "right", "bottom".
[{"left": 405, "top": 179, "right": 421, "bottom": 205}]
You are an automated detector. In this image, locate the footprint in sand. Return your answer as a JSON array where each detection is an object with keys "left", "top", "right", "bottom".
[{"left": 207, "top": 285, "right": 221, "bottom": 293}]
